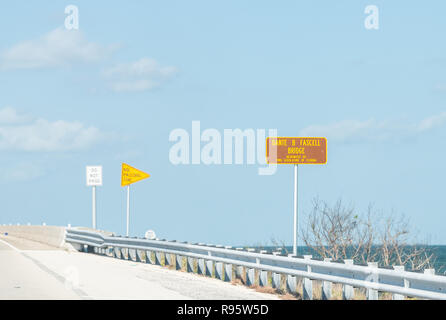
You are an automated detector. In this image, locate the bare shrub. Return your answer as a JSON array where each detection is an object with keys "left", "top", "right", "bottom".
[{"left": 300, "top": 198, "right": 435, "bottom": 271}]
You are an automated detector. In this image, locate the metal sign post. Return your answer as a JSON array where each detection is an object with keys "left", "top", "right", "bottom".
[
  {"left": 92, "top": 186, "right": 96, "bottom": 229},
  {"left": 86, "top": 166, "right": 102, "bottom": 230},
  {"left": 293, "top": 164, "right": 298, "bottom": 256},
  {"left": 126, "top": 185, "right": 130, "bottom": 236}
]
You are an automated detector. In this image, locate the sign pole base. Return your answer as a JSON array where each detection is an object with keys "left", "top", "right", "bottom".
[
  {"left": 126, "top": 185, "right": 130, "bottom": 237},
  {"left": 92, "top": 186, "right": 96, "bottom": 230}
]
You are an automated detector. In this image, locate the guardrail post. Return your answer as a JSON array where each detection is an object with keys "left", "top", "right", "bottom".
[
  {"left": 235, "top": 248, "right": 246, "bottom": 283},
  {"left": 224, "top": 263, "right": 233, "bottom": 282},
  {"left": 164, "top": 253, "right": 170, "bottom": 266},
  {"left": 215, "top": 262, "right": 223, "bottom": 280},
  {"left": 152, "top": 251, "right": 161, "bottom": 266},
  {"left": 366, "top": 262, "right": 379, "bottom": 300},
  {"left": 322, "top": 258, "right": 332, "bottom": 300},
  {"left": 128, "top": 249, "right": 136, "bottom": 261},
  {"left": 422, "top": 269, "right": 436, "bottom": 297},
  {"left": 164, "top": 253, "right": 173, "bottom": 267},
  {"left": 257, "top": 250, "right": 268, "bottom": 287},
  {"left": 286, "top": 254, "right": 297, "bottom": 295},
  {"left": 286, "top": 275, "right": 297, "bottom": 295},
  {"left": 235, "top": 266, "right": 244, "bottom": 280},
  {"left": 174, "top": 255, "right": 183, "bottom": 270},
  {"left": 342, "top": 260, "right": 355, "bottom": 300},
  {"left": 126, "top": 248, "right": 131, "bottom": 260},
  {"left": 206, "top": 260, "right": 214, "bottom": 277},
  {"left": 246, "top": 268, "right": 256, "bottom": 286},
  {"left": 247, "top": 249, "right": 258, "bottom": 285},
  {"left": 272, "top": 272, "right": 281, "bottom": 290},
  {"left": 155, "top": 251, "right": 163, "bottom": 265},
  {"left": 127, "top": 248, "right": 132, "bottom": 260},
  {"left": 135, "top": 250, "right": 143, "bottom": 262},
  {"left": 145, "top": 251, "right": 154, "bottom": 264},
  {"left": 120, "top": 247, "right": 127, "bottom": 260},
  {"left": 392, "top": 266, "right": 406, "bottom": 300},
  {"left": 258, "top": 250, "right": 268, "bottom": 287},
  {"left": 198, "top": 258, "right": 206, "bottom": 275},
  {"left": 259, "top": 270, "right": 268, "bottom": 287},
  {"left": 132, "top": 249, "right": 139, "bottom": 261},
  {"left": 113, "top": 247, "right": 120, "bottom": 258},
  {"left": 187, "top": 257, "right": 196, "bottom": 273},
  {"left": 121, "top": 247, "right": 127, "bottom": 259},
  {"left": 303, "top": 255, "right": 313, "bottom": 300},
  {"left": 271, "top": 251, "right": 282, "bottom": 291},
  {"left": 424, "top": 268, "right": 435, "bottom": 275}
]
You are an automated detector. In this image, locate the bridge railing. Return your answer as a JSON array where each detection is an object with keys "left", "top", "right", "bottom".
[{"left": 65, "top": 227, "right": 446, "bottom": 300}]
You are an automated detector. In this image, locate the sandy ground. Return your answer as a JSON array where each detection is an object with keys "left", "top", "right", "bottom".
[{"left": 0, "top": 235, "right": 279, "bottom": 300}]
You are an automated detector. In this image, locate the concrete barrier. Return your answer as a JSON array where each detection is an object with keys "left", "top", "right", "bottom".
[{"left": 0, "top": 225, "right": 69, "bottom": 249}]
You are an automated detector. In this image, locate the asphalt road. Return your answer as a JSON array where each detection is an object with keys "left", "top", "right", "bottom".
[
  {"left": 0, "top": 236, "right": 80, "bottom": 299},
  {"left": 0, "top": 235, "right": 279, "bottom": 300}
]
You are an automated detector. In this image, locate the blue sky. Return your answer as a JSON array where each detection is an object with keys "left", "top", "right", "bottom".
[{"left": 0, "top": 1, "right": 445, "bottom": 245}]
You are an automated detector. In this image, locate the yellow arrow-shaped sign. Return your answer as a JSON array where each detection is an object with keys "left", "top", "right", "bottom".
[{"left": 121, "top": 163, "right": 150, "bottom": 186}]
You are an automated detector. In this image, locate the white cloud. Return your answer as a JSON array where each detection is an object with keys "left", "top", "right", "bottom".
[
  {"left": 0, "top": 28, "right": 114, "bottom": 69},
  {"left": 0, "top": 107, "right": 106, "bottom": 151},
  {"left": 0, "top": 162, "right": 45, "bottom": 183},
  {"left": 435, "top": 84, "right": 446, "bottom": 92},
  {"left": 0, "top": 106, "right": 31, "bottom": 124},
  {"left": 417, "top": 112, "right": 446, "bottom": 132},
  {"left": 299, "top": 112, "right": 446, "bottom": 143},
  {"left": 111, "top": 79, "right": 158, "bottom": 92},
  {"left": 104, "top": 57, "right": 178, "bottom": 92}
]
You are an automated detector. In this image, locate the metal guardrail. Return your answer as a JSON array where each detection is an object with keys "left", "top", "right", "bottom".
[{"left": 65, "top": 228, "right": 446, "bottom": 300}]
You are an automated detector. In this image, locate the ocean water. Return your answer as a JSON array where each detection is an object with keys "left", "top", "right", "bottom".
[
  {"left": 432, "top": 246, "right": 446, "bottom": 274},
  {"left": 250, "top": 245, "right": 446, "bottom": 275}
]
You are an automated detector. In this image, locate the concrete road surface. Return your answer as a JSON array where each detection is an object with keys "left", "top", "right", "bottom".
[{"left": 0, "top": 235, "right": 279, "bottom": 300}]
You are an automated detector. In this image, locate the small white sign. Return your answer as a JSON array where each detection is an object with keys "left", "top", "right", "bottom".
[{"left": 86, "top": 166, "right": 102, "bottom": 186}]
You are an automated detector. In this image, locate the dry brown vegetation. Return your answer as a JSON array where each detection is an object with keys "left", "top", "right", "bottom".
[{"left": 300, "top": 198, "right": 435, "bottom": 270}]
